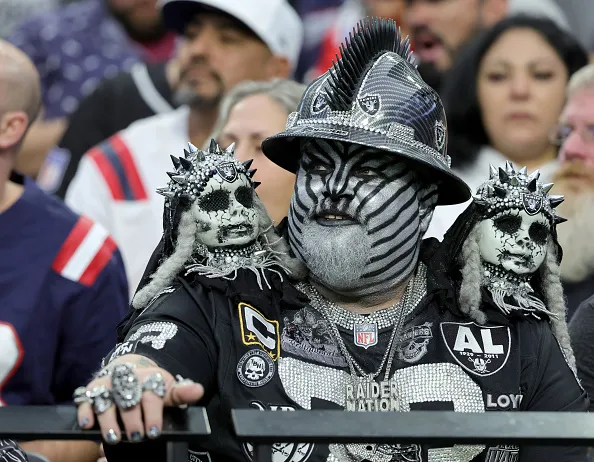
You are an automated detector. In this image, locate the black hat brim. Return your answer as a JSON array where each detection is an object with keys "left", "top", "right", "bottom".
[{"left": 262, "top": 126, "right": 471, "bottom": 206}]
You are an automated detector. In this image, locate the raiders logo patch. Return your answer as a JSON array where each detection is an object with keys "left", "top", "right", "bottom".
[
  {"left": 357, "top": 95, "right": 380, "bottom": 115},
  {"left": 397, "top": 322, "right": 433, "bottom": 363},
  {"left": 242, "top": 401, "right": 315, "bottom": 462},
  {"left": 311, "top": 92, "right": 328, "bottom": 113},
  {"left": 440, "top": 322, "right": 511, "bottom": 377},
  {"left": 239, "top": 303, "right": 280, "bottom": 360},
  {"left": 237, "top": 349, "right": 275, "bottom": 388},
  {"left": 434, "top": 120, "right": 446, "bottom": 151},
  {"left": 522, "top": 192, "right": 543, "bottom": 215},
  {"left": 217, "top": 161, "right": 238, "bottom": 182}
]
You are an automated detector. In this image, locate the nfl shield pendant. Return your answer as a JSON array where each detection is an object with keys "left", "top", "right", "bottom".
[{"left": 353, "top": 322, "right": 378, "bottom": 349}]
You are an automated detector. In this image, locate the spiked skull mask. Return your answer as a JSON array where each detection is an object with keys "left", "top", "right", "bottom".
[
  {"left": 474, "top": 162, "right": 566, "bottom": 276},
  {"left": 157, "top": 139, "right": 261, "bottom": 250}
]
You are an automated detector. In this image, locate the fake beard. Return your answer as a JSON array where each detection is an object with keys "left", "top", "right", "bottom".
[{"left": 299, "top": 218, "right": 372, "bottom": 293}]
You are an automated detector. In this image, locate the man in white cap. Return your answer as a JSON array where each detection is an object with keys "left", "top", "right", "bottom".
[{"left": 65, "top": 0, "right": 304, "bottom": 297}]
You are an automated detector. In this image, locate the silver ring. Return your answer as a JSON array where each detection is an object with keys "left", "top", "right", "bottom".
[
  {"left": 89, "top": 386, "right": 113, "bottom": 414},
  {"left": 142, "top": 373, "right": 166, "bottom": 398},
  {"left": 111, "top": 363, "right": 142, "bottom": 410},
  {"left": 73, "top": 386, "right": 91, "bottom": 405}
]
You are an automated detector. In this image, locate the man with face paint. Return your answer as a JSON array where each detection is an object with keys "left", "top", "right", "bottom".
[{"left": 75, "top": 18, "right": 586, "bottom": 462}]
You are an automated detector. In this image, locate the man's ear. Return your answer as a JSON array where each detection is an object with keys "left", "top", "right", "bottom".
[
  {"left": 481, "top": 0, "right": 508, "bottom": 27},
  {"left": 0, "top": 111, "right": 28, "bottom": 150},
  {"left": 265, "top": 55, "right": 292, "bottom": 80}
]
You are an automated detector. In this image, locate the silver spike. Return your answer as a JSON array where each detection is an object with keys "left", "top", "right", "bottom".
[
  {"left": 224, "top": 142, "right": 236, "bottom": 154},
  {"left": 519, "top": 166, "right": 527, "bottom": 175},
  {"left": 183, "top": 149, "right": 191, "bottom": 158},
  {"left": 528, "top": 170, "right": 541, "bottom": 181},
  {"left": 542, "top": 183, "right": 554, "bottom": 194},
  {"left": 489, "top": 164, "right": 498, "bottom": 180},
  {"left": 505, "top": 161, "right": 514, "bottom": 173},
  {"left": 156, "top": 188, "right": 176, "bottom": 198},
  {"left": 171, "top": 175, "right": 187, "bottom": 184},
  {"left": 549, "top": 195, "right": 564, "bottom": 208},
  {"left": 188, "top": 142, "right": 198, "bottom": 153}
]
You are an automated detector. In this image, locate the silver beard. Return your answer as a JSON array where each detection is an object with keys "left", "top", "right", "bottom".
[{"left": 299, "top": 219, "right": 372, "bottom": 293}]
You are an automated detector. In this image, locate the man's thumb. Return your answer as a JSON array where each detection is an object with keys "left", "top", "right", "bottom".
[{"left": 167, "top": 380, "right": 204, "bottom": 407}]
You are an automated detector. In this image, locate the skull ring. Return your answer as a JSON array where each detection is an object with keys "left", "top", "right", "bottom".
[
  {"left": 111, "top": 363, "right": 142, "bottom": 410},
  {"left": 89, "top": 386, "right": 113, "bottom": 414},
  {"left": 142, "top": 373, "right": 166, "bottom": 398},
  {"left": 73, "top": 386, "right": 91, "bottom": 405}
]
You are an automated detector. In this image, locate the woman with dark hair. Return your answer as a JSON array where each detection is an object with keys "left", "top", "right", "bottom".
[{"left": 426, "top": 15, "right": 588, "bottom": 240}]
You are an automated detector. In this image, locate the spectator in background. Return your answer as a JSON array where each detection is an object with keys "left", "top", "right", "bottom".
[
  {"left": 211, "top": 79, "right": 306, "bottom": 225},
  {"left": 39, "top": 56, "right": 180, "bottom": 197},
  {"left": 0, "top": 40, "right": 128, "bottom": 462},
  {"left": 305, "top": 0, "right": 408, "bottom": 82},
  {"left": 65, "top": 0, "right": 304, "bottom": 297},
  {"left": 549, "top": 64, "right": 594, "bottom": 318},
  {"left": 404, "top": 0, "right": 569, "bottom": 91},
  {"left": 425, "top": 15, "right": 587, "bottom": 240},
  {"left": 8, "top": 0, "right": 177, "bottom": 177}
]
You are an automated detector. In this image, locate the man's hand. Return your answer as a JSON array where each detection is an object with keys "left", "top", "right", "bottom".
[{"left": 76, "top": 355, "right": 204, "bottom": 444}]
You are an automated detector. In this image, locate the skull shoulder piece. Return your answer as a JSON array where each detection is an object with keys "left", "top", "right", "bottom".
[{"left": 470, "top": 162, "right": 566, "bottom": 317}]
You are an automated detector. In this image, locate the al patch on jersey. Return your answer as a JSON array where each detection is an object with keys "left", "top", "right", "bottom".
[
  {"left": 238, "top": 303, "right": 280, "bottom": 360},
  {"left": 440, "top": 322, "right": 511, "bottom": 377}
]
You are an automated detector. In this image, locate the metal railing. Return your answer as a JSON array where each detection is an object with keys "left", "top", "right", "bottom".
[
  {"left": 231, "top": 410, "right": 594, "bottom": 462},
  {"left": 0, "top": 406, "right": 211, "bottom": 462},
  {"left": 1, "top": 407, "right": 592, "bottom": 462}
]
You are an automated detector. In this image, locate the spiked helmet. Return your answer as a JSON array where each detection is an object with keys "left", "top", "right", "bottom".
[
  {"left": 474, "top": 161, "right": 566, "bottom": 226},
  {"left": 262, "top": 17, "right": 470, "bottom": 205}
]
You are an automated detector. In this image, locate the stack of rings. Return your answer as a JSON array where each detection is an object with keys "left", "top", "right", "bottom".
[{"left": 73, "top": 364, "right": 168, "bottom": 415}]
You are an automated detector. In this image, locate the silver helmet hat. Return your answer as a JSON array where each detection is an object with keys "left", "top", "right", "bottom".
[{"left": 261, "top": 17, "right": 470, "bottom": 205}]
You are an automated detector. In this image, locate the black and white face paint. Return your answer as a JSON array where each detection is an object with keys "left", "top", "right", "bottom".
[
  {"left": 478, "top": 210, "right": 550, "bottom": 275},
  {"left": 288, "top": 139, "right": 438, "bottom": 300},
  {"left": 192, "top": 173, "right": 259, "bottom": 248}
]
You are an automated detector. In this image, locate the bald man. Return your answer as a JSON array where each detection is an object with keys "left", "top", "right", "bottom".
[{"left": 0, "top": 41, "right": 129, "bottom": 462}]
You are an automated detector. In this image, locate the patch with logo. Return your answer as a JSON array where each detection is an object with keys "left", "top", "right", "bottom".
[
  {"left": 397, "top": 322, "right": 433, "bottom": 363},
  {"left": 36, "top": 147, "right": 71, "bottom": 193},
  {"left": 238, "top": 303, "right": 280, "bottom": 360},
  {"left": 434, "top": 120, "right": 446, "bottom": 151},
  {"left": 242, "top": 401, "right": 314, "bottom": 462},
  {"left": 311, "top": 92, "right": 328, "bottom": 113},
  {"left": 522, "top": 192, "right": 543, "bottom": 215},
  {"left": 485, "top": 445, "right": 519, "bottom": 462},
  {"left": 440, "top": 322, "right": 511, "bottom": 377},
  {"left": 217, "top": 161, "right": 238, "bottom": 182},
  {"left": 357, "top": 95, "right": 380, "bottom": 115},
  {"left": 188, "top": 450, "right": 212, "bottom": 462},
  {"left": 237, "top": 349, "right": 275, "bottom": 388},
  {"left": 354, "top": 322, "right": 378, "bottom": 349},
  {"left": 281, "top": 308, "right": 346, "bottom": 367}
]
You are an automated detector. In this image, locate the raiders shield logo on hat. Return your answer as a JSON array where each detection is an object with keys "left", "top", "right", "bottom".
[
  {"left": 522, "top": 193, "right": 543, "bottom": 215},
  {"left": 217, "top": 162, "right": 238, "bottom": 183},
  {"left": 358, "top": 95, "right": 380, "bottom": 115},
  {"left": 440, "top": 322, "right": 511, "bottom": 377}
]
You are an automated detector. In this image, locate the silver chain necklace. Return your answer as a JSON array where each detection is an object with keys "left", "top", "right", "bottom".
[{"left": 297, "top": 267, "right": 422, "bottom": 412}]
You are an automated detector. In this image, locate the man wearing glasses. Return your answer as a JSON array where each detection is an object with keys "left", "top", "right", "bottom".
[{"left": 548, "top": 63, "right": 594, "bottom": 319}]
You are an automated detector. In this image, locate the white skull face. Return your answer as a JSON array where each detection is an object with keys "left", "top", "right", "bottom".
[
  {"left": 192, "top": 172, "right": 259, "bottom": 248},
  {"left": 245, "top": 357, "right": 266, "bottom": 380},
  {"left": 478, "top": 210, "right": 550, "bottom": 275}
]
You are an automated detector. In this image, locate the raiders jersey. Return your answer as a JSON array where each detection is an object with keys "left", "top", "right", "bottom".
[{"left": 104, "top": 265, "right": 587, "bottom": 462}]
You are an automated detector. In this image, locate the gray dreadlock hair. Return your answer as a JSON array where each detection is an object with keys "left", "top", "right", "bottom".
[
  {"left": 132, "top": 195, "right": 307, "bottom": 310},
  {"left": 458, "top": 227, "right": 576, "bottom": 372}
]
